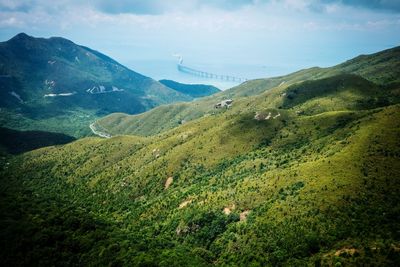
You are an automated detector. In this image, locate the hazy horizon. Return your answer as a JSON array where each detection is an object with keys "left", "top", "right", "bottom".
[{"left": 1, "top": 0, "right": 399, "bottom": 88}]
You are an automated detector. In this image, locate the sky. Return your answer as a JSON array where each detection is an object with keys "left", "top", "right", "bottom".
[{"left": 0, "top": 0, "right": 399, "bottom": 87}]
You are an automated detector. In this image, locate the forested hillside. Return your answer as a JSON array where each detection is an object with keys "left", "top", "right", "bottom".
[{"left": 1, "top": 50, "right": 399, "bottom": 265}]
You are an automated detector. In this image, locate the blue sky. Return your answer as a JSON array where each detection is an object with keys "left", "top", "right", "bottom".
[{"left": 0, "top": 0, "right": 399, "bottom": 84}]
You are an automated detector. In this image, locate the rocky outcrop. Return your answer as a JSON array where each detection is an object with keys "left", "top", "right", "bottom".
[{"left": 215, "top": 99, "right": 233, "bottom": 109}]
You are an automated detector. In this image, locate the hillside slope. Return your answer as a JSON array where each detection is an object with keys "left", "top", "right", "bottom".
[
  {"left": 0, "top": 33, "right": 191, "bottom": 137},
  {"left": 96, "top": 46, "right": 400, "bottom": 137},
  {"left": 1, "top": 69, "right": 399, "bottom": 265}
]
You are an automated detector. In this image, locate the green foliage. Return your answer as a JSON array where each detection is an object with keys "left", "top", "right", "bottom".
[
  {"left": 1, "top": 46, "right": 400, "bottom": 266},
  {"left": 1, "top": 102, "right": 399, "bottom": 265}
]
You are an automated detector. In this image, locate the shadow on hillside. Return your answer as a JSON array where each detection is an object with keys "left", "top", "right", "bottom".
[{"left": 0, "top": 127, "right": 75, "bottom": 154}]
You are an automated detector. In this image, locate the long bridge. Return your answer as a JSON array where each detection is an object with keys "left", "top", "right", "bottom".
[
  {"left": 174, "top": 55, "right": 247, "bottom": 83},
  {"left": 177, "top": 64, "right": 246, "bottom": 83}
]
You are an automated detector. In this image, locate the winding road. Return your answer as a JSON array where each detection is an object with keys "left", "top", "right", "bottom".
[{"left": 89, "top": 122, "right": 111, "bottom": 138}]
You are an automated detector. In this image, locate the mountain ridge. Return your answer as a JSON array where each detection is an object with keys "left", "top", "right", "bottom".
[{"left": 95, "top": 45, "right": 400, "bottom": 137}]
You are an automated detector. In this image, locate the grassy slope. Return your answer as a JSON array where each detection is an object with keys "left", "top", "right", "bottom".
[
  {"left": 96, "top": 46, "right": 400, "bottom": 137},
  {"left": 1, "top": 71, "right": 399, "bottom": 265}
]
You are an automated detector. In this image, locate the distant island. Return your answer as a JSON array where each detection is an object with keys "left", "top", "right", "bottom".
[{"left": 159, "top": 79, "right": 221, "bottom": 98}]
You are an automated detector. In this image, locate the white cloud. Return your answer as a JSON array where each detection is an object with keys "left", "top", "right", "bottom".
[
  {"left": 0, "top": 15, "right": 24, "bottom": 27},
  {"left": 0, "top": 0, "right": 399, "bottom": 80}
]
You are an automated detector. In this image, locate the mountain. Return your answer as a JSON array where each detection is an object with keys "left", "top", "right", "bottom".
[
  {"left": 1, "top": 47, "right": 399, "bottom": 265},
  {"left": 94, "top": 46, "right": 400, "bottom": 137},
  {"left": 0, "top": 33, "right": 191, "bottom": 137},
  {"left": 159, "top": 79, "right": 220, "bottom": 98}
]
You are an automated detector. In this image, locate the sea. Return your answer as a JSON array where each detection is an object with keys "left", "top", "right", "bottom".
[{"left": 124, "top": 59, "right": 304, "bottom": 90}]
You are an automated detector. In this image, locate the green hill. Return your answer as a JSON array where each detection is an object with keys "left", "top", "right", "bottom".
[
  {"left": 95, "top": 46, "right": 400, "bottom": 137},
  {"left": 0, "top": 33, "right": 191, "bottom": 137},
  {"left": 159, "top": 79, "right": 220, "bottom": 98},
  {"left": 1, "top": 46, "right": 400, "bottom": 265}
]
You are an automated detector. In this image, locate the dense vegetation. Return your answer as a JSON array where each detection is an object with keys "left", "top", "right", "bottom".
[
  {"left": 0, "top": 45, "right": 399, "bottom": 267},
  {"left": 159, "top": 80, "right": 220, "bottom": 98},
  {"left": 1, "top": 43, "right": 400, "bottom": 266},
  {"left": 0, "top": 33, "right": 192, "bottom": 137}
]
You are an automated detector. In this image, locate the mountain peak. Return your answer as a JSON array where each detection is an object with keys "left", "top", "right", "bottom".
[
  {"left": 10, "top": 32, "right": 32, "bottom": 41},
  {"left": 7, "top": 33, "right": 74, "bottom": 46}
]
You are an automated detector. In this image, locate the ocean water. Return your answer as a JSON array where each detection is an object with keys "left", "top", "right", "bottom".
[{"left": 124, "top": 59, "right": 300, "bottom": 90}]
